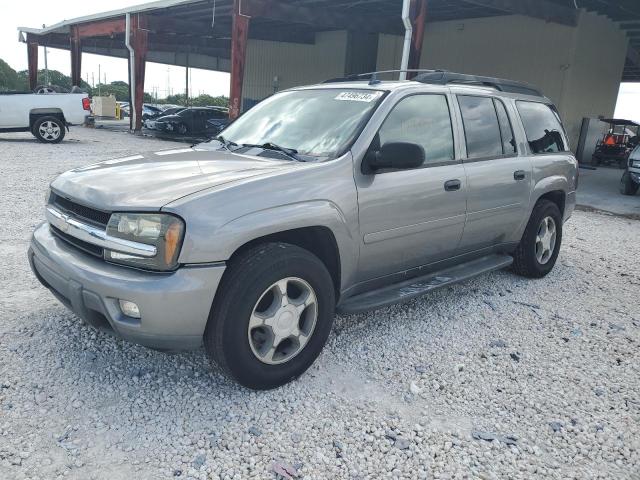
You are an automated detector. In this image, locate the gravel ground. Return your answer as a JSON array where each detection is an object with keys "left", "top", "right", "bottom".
[{"left": 1, "top": 128, "right": 638, "bottom": 480}]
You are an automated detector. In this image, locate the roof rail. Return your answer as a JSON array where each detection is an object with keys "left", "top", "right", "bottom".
[
  {"left": 323, "top": 69, "right": 543, "bottom": 97},
  {"left": 414, "top": 71, "right": 543, "bottom": 97},
  {"left": 323, "top": 69, "right": 445, "bottom": 85}
]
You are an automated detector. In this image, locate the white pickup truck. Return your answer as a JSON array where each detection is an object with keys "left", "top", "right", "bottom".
[{"left": 0, "top": 91, "right": 90, "bottom": 143}]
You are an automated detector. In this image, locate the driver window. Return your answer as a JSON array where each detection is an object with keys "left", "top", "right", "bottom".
[{"left": 377, "top": 94, "right": 455, "bottom": 167}]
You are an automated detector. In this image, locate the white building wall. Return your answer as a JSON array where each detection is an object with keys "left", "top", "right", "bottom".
[
  {"left": 376, "top": 11, "right": 628, "bottom": 148},
  {"left": 243, "top": 31, "right": 348, "bottom": 104}
]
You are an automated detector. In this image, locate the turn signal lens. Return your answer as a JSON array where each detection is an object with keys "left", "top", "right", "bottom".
[{"left": 165, "top": 221, "right": 182, "bottom": 266}]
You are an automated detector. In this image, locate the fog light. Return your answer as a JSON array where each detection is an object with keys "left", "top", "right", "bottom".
[{"left": 119, "top": 299, "right": 141, "bottom": 319}]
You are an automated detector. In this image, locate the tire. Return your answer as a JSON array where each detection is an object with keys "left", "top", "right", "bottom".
[
  {"left": 204, "top": 242, "right": 335, "bottom": 390},
  {"left": 620, "top": 172, "right": 639, "bottom": 196},
  {"left": 512, "top": 200, "right": 563, "bottom": 278},
  {"left": 33, "top": 116, "right": 65, "bottom": 144},
  {"left": 177, "top": 123, "right": 188, "bottom": 135}
]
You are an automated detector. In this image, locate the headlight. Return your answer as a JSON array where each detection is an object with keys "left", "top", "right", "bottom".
[
  {"left": 631, "top": 159, "right": 640, "bottom": 168},
  {"left": 104, "top": 213, "right": 185, "bottom": 271}
]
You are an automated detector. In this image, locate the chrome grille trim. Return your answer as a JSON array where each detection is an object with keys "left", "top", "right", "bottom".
[{"left": 46, "top": 206, "right": 157, "bottom": 258}]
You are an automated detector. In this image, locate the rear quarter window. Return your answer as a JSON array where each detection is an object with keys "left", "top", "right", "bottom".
[{"left": 516, "top": 101, "right": 568, "bottom": 154}]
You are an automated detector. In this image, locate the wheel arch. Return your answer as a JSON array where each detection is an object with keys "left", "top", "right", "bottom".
[
  {"left": 30, "top": 109, "right": 66, "bottom": 128},
  {"left": 227, "top": 226, "right": 342, "bottom": 300}
]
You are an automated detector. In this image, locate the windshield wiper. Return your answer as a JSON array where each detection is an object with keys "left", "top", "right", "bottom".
[
  {"left": 242, "top": 142, "right": 302, "bottom": 162},
  {"left": 214, "top": 135, "right": 238, "bottom": 151}
]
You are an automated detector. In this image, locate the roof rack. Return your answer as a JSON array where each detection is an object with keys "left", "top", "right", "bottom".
[
  {"left": 414, "top": 71, "right": 543, "bottom": 97},
  {"left": 323, "top": 69, "right": 543, "bottom": 97},
  {"left": 323, "top": 69, "right": 444, "bottom": 85}
]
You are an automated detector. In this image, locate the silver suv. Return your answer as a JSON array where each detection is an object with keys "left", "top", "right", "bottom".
[{"left": 29, "top": 71, "right": 578, "bottom": 389}]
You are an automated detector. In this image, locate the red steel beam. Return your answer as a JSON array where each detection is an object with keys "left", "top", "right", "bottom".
[
  {"left": 70, "top": 25, "right": 82, "bottom": 87},
  {"left": 77, "top": 18, "right": 126, "bottom": 38},
  {"left": 26, "top": 34, "right": 39, "bottom": 90},
  {"left": 131, "top": 14, "right": 148, "bottom": 132},
  {"left": 229, "top": 0, "right": 249, "bottom": 120},
  {"left": 408, "top": 0, "right": 427, "bottom": 79}
]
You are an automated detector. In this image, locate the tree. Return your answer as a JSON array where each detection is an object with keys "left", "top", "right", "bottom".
[
  {"left": 0, "top": 59, "right": 21, "bottom": 91},
  {"left": 15, "top": 68, "right": 92, "bottom": 94}
]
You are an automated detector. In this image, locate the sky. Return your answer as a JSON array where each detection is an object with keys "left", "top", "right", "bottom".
[{"left": 0, "top": 0, "right": 230, "bottom": 98}]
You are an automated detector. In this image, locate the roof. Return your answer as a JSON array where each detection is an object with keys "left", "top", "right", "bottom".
[{"left": 600, "top": 118, "right": 640, "bottom": 127}]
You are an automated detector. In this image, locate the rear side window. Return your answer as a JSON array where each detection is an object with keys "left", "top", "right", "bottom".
[
  {"left": 458, "top": 96, "right": 503, "bottom": 159},
  {"left": 516, "top": 101, "right": 567, "bottom": 154},
  {"left": 377, "top": 94, "right": 455, "bottom": 167},
  {"left": 494, "top": 99, "right": 517, "bottom": 154}
]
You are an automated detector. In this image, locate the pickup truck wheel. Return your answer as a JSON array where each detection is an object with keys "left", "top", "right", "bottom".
[
  {"left": 33, "top": 116, "right": 65, "bottom": 143},
  {"left": 620, "top": 172, "right": 639, "bottom": 196},
  {"left": 204, "top": 242, "right": 335, "bottom": 390},
  {"left": 512, "top": 200, "right": 562, "bottom": 278}
]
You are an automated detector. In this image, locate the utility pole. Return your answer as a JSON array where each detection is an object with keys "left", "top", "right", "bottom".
[
  {"left": 98, "top": 64, "right": 101, "bottom": 96},
  {"left": 42, "top": 24, "right": 49, "bottom": 85}
]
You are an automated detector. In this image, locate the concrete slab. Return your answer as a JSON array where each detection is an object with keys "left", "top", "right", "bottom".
[{"left": 576, "top": 166, "right": 640, "bottom": 218}]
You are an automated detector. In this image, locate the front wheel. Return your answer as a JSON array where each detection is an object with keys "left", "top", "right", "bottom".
[
  {"left": 177, "top": 123, "right": 188, "bottom": 135},
  {"left": 620, "top": 172, "right": 639, "bottom": 196},
  {"left": 512, "top": 200, "right": 563, "bottom": 278},
  {"left": 204, "top": 243, "right": 335, "bottom": 390},
  {"left": 33, "top": 116, "right": 65, "bottom": 143}
]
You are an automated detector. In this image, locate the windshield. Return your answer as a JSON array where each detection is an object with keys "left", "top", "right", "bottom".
[{"left": 218, "top": 88, "right": 384, "bottom": 160}]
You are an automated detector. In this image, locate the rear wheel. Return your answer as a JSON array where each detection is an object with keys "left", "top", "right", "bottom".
[
  {"left": 204, "top": 243, "right": 335, "bottom": 390},
  {"left": 620, "top": 172, "right": 639, "bottom": 196},
  {"left": 33, "top": 116, "right": 65, "bottom": 143},
  {"left": 512, "top": 200, "right": 563, "bottom": 278}
]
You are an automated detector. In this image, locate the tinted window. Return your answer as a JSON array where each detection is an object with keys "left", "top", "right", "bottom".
[
  {"left": 458, "top": 96, "right": 503, "bottom": 159},
  {"left": 494, "top": 99, "right": 517, "bottom": 154},
  {"left": 516, "top": 101, "right": 566, "bottom": 154},
  {"left": 377, "top": 94, "right": 454, "bottom": 167}
]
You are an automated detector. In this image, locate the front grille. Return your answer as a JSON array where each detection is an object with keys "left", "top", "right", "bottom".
[
  {"left": 50, "top": 225, "right": 104, "bottom": 258},
  {"left": 50, "top": 192, "right": 111, "bottom": 227}
]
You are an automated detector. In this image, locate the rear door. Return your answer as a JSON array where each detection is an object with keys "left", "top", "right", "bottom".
[
  {"left": 355, "top": 92, "right": 467, "bottom": 282},
  {"left": 456, "top": 94, "right": 532, "bottom": 252}
]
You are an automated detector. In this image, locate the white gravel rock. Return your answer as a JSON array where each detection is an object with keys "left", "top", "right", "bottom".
[{"left": 0, "top": 128, "right": 639, "bottom": 479}]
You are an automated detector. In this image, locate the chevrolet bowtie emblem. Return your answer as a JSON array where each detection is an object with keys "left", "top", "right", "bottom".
[{"left": 58, "top": 213, "right": 70, "bottom": 232}]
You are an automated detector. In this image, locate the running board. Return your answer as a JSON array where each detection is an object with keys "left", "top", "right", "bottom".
[{"left": 337, "top": 254, "right": 513, "bottom": 314}]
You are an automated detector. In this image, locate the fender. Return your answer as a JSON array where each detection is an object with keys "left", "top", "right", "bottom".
[
  {"left": 510, "top": 175, "right": 571, "bottom": 241},
  {"left": 179, "top": 200, "right": 359, "bottom": 290},
  {"left": 530, "top": 175, "right": 570, "bottom": 211}
]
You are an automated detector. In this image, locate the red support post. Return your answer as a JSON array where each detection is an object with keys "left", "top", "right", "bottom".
[
  {"left": 408, "top": 0, "right": 427, "bottom": 79},
  {"left": 70, "top": 25, "right": 82, "bottom": 87},
  {"left": 26, "top": 34, "right": 39, "bottom": 90},
  {"left": 131, "top": 14, "right": 148, "bottom": 132},
  {"left": 229, "top": 0, "right": 250, "bottom": 120}
]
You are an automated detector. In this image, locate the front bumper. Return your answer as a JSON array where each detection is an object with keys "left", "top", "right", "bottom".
[
  {"left": 629, "top": 168, "right": 640, "bottom": 184},
  {"left": 29, "top": 222, "right": 225, "bottom": 350}
]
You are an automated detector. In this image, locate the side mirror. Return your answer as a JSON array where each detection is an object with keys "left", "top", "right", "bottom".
[{"left": 364, "top": 142, "right": 425, "bottom": 173}]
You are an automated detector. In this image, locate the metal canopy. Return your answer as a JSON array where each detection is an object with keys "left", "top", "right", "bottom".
[{"left": 18, "top": 0, "right": 640, "bottom": 80}]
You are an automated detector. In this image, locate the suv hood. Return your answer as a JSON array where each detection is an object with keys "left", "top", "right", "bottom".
[{"left": 50, "top": 147, "right": 297, "bottom": 211}]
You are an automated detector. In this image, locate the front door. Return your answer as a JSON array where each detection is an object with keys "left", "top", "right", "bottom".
[{"left": 355, "top": 93, "right": 467, "bottom": 283}]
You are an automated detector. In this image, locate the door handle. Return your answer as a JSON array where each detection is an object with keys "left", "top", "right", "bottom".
[
  {"left": 514, "top": 170, "right": 526, "bottom": 181},
  {"left": 444, "top": 179, "right": 461, "bottom": 191}
]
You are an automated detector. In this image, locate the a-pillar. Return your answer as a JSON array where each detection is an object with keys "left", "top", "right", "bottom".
[
  {"left": 408, "top": 0, "right": 427, "bottom": 78},
  {"left": 130, "top": 14, "right": 148, "bottom": 132},
  {"left": 70, "top": 26, "right": 82, "bottom": 87},
  {"left": 229, "top": 0, "right": 249, "bottom": 120},
  {"left": 26, "top": 34, "right": 39, "bottom": 90}
]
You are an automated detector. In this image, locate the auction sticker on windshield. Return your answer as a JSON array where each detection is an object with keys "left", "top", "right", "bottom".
[{"left": 335, "top": 91, "right": 383, "bottom": 102}]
